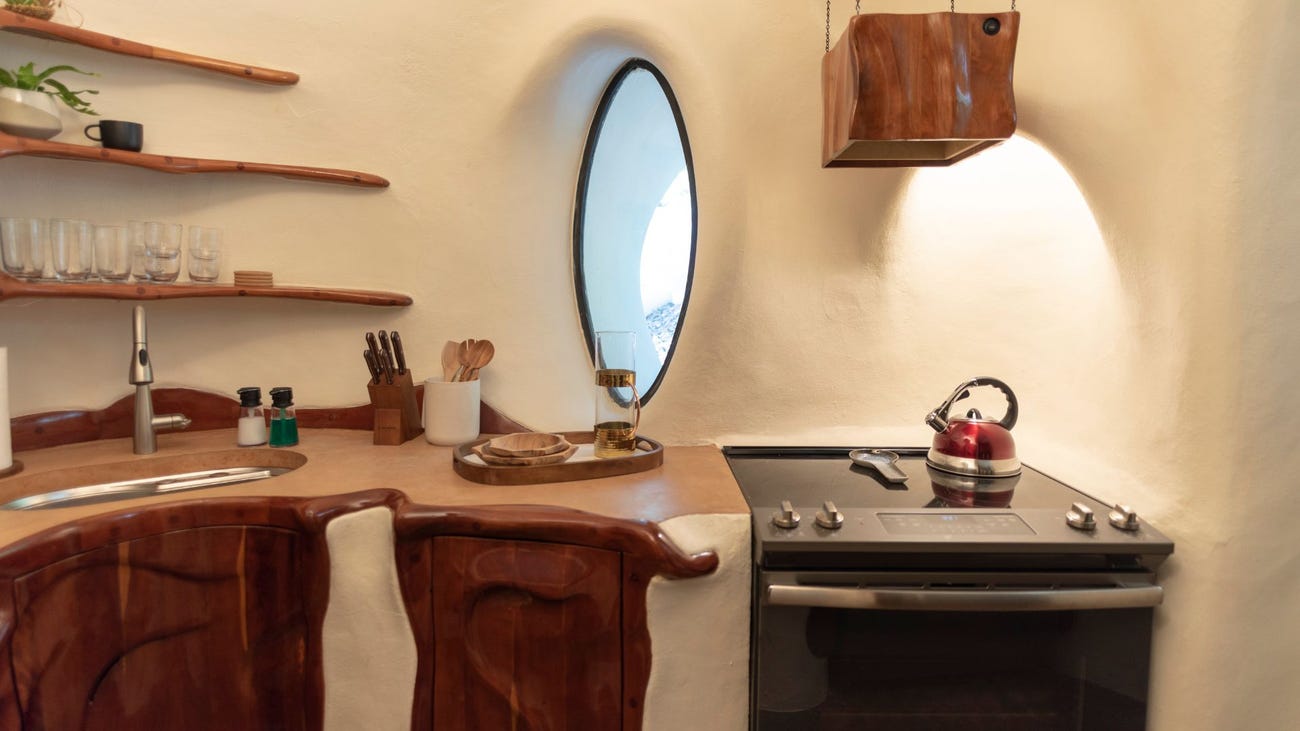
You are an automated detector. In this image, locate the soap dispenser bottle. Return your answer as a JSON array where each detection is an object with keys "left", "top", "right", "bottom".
[
  {"left": 236, "top": 387, "right": 267, "bottom": 447},
  {"left": 268, "top": 387, "right": 299, "bottom": 447}
]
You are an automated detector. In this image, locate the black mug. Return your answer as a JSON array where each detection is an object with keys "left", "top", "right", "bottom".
[{"left": 84, "top": 120, "right": 144, "bottom": 152}]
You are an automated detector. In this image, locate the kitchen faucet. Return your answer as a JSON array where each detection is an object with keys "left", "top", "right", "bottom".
[{"left": 128, "top": 305, "right": 191, "bottom": 454}]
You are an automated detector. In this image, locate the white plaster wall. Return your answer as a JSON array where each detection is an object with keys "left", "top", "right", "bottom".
[
  {"left": 2, "top": 0, "right": 1298, "bottom": 727},
  {"left": 644, "top": 513, "right": 751, "bottom": 731},
  {"left": 322, "top": 507, "right": 416, "bottom": 731}
]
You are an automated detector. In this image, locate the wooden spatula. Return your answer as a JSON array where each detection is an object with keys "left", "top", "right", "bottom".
[{"left": 441, "top": 341, "right": 460, "bottom": 382}]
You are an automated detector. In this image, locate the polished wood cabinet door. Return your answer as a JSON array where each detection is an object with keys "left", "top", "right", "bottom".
[
  {"left": 9, "top": 526, "right": 311, "bottom": 730},
  {"left": 432, "top": 536, "right": 622, "bottom": 730}
]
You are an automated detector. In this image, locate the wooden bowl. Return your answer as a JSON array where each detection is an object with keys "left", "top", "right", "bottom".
[
  {"left": 485, "top": 432, "right": 570, "bottom": 458},
  {"left": 471, "top": 443, "right": 578, "bottom": 467}
]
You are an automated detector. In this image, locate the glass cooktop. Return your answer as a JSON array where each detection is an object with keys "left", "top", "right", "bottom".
[
  {"left": 723, "top": 446, "right": 1106, "bottom": 512},
  {"left": 723, "top": 446, "right": 1175, "bottom": 570}
]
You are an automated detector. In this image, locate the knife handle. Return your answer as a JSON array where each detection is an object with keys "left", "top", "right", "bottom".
[
  {"left": 363, "top": 349, "right": 381, "bottom": 384},
  {"left": 365, "top": 332, "right": 382, "bottom": 363},
  {"left": 391, "top": 331, "right": 407, "bottom": 374},
  {"left": 378, "top": 331, "right": 397, "bottom": 372}
]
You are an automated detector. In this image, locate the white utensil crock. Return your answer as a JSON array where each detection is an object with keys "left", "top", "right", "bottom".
[{"left": 423, "top": 377, "right": 479, "bottom": 446}]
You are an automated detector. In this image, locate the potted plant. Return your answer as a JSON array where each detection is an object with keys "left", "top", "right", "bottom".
[
  {"left": 3, "top": 1, "right": 58, "bottom": 21},
  {"left": 0, "top": 62, "right": 98, "bottom": 139}
]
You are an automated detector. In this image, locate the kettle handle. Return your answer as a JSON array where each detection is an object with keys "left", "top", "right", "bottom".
[{"left": 925, "top": 377, "right": 1019, "bottom": 432}]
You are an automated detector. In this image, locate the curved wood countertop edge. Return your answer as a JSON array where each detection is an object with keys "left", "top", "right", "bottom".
[
  {"left": 395, "top": 503, "right": 718, "bottom": 579},
  {"left": 0, "top": 488, "right": 720, "bottom": 583},
  {"left": 0, "top": 427, "right": 748, "bottom": 556}
]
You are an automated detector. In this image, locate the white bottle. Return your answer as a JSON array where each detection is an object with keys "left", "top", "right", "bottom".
[{"left": 236, "top": 387, "right": 268, "bottom": 447}]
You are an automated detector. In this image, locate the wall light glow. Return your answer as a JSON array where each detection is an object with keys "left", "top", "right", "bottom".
[{"left": 884, "top": 134, "right": 1137, "bottom": 440}]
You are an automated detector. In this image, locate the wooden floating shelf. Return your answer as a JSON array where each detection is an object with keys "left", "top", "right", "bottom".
[
  {"left": 0, "top": 273, "right": 412, "bottom": 307},
  {"left": 0, "top": 132, "right": 390, "bottom": 188},
  {"left": 0, "top": 8, "right": 299, "bottom": 85}
]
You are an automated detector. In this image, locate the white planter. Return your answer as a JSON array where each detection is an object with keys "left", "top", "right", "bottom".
[{"left": 0, "top": 88, "right": 63, "bottom": 139}]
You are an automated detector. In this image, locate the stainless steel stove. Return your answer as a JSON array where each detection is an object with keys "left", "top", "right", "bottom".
[{"left": 725, "top": 446, "right": 1175, "bottom": 731}]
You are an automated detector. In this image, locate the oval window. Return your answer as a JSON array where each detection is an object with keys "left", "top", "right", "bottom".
[{"left": 574, "top": 59, "right": 697, "bottom": 405}]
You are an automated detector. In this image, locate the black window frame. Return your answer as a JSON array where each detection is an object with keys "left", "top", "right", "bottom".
[{"left": 572, "top": 58, "right": 698, "bottom": 406}]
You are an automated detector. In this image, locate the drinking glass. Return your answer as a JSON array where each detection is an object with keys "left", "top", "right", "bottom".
[
  {"left": 127, "top": 220, "right": 150, "bottom": 282},
  {"left": 51, "top": 218, "right": 94, "bottom": 281},
  {"left": 187, "top": 226, "right": 223, "bottom": 282},
  {"left": 93, "top": 225, "right": 132, "bottom": 281},
  {"left": 0, "top": 217, "right": 25, "bottom": 279},
  {"left": 593, "top": 330, "right": 641, "bottom": 457},
  {"left": 143, "top": 221, "right": 182, "bottom": 283},
  {"left": 0, "top": 217, "right": 48, "bottom": 280}
]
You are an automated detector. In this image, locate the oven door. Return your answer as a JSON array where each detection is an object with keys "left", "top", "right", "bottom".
[{"left": 753, "top": 570, "right": 1161, "bottom": 731}]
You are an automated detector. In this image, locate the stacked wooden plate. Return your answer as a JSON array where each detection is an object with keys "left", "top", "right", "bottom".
[
  {"left": 233, "top": 270, "right": 274, "bottom": 287},
  {"left": 471, "top": 432, "right": 576, "bottom": 466}
]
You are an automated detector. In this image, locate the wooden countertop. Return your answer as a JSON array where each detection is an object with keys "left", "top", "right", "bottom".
[{"left": 0, "top": 429, "right": 748, "bottom": 549}]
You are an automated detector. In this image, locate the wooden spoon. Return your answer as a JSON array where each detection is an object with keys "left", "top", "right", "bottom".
[
  {"left": 454, "top": 339, "right": 476, "bottom": 381},
  {"left": 464, "top": 339, "right": 495, "bottom": 381},
  {"left": 441, "top": 340, "right": 461, "bottom": 382}
]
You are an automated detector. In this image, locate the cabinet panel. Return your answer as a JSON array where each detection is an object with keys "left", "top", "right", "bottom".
[
  {"left": 432, "top": 536, "right": 622, "bottom": 731},
  {"left": 10, "top": 526, "right": 310, "bottom": 730}
]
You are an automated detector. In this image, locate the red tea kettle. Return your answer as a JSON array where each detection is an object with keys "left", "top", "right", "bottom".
[{"left": 924, "top": 377, "right": 1021, "bottom": 477}]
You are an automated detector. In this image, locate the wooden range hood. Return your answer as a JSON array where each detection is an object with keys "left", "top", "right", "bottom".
[{"left": 822, "top": 11, "right": 1020, "bottom": 168}]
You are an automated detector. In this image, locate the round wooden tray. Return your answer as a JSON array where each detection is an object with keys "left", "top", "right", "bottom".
[{"left": 452, "top": 431, "right": 663, "bottom": 486}]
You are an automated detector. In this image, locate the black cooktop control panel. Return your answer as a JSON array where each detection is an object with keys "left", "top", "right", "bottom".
[{"left": 878, "top": 513, "right": 1035, "bottom": 536}]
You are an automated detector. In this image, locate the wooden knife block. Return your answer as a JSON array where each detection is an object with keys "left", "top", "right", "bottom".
[{"left": 367, "top": 372, "right": 422, "bottom": 446}]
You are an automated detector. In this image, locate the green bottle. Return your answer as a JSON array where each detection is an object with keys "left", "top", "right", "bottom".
[{"left": 268, "top": 387, "right": 299, "bottom": 447}]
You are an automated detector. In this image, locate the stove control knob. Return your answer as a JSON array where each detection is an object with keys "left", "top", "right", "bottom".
[
  {"left": 772, "top": 500, "right": 801, "bottom": 529},
  {"left": 1109, "top": 504, "right": 1141, "bottom": 531},
  {"left": 1066, "top": 502, "right": 1097, "bottom": 531},
  {"left": 815, "top": 501, "right": 845, "bottom": 530}
]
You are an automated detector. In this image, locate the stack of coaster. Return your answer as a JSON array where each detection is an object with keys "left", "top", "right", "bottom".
[{"left": 233, "top": 270, "right": 274, "bottom": 287}]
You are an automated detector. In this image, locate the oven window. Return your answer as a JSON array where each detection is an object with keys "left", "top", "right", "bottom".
[{"left": 755, "top": 603, "right": 1152, "bottom": 731}]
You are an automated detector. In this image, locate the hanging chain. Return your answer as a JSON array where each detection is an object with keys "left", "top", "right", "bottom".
[
  {"left": 825, "top": 0, "right": 831, "bottom": 52},
  {"left": 827, "top": 0, "right": 1015, "bottom": 53},
  {"left": 825, "top": 1, "right": 861, "bottom": 53}
]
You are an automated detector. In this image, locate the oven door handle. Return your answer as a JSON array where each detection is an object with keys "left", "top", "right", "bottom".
[{"left": 765, "top": 583, "right": 1163, "bottom": 612}]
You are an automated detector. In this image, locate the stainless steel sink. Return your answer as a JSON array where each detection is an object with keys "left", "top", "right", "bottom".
[{"left": 0, "top": 449, "right": 307, "bottom": 511}]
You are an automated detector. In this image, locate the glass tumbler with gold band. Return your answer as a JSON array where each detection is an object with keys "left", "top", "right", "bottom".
[{"left": 594, "top": 331, "right": 641, "bottom": 457}]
